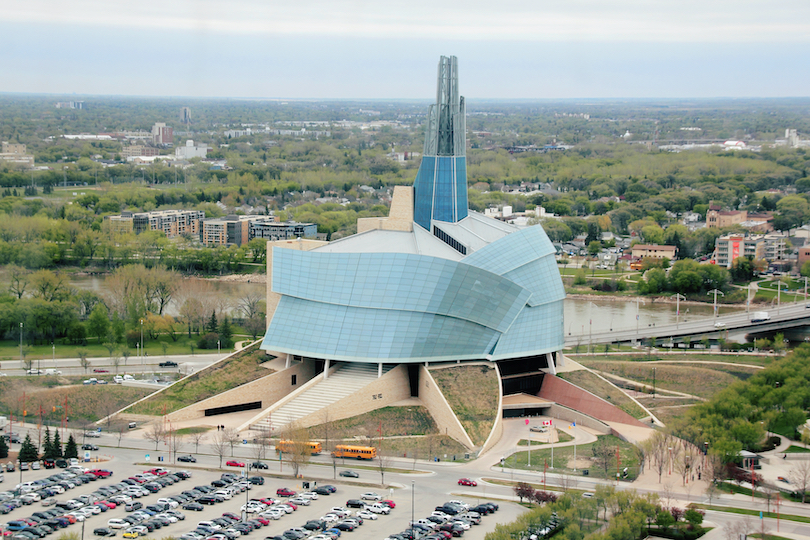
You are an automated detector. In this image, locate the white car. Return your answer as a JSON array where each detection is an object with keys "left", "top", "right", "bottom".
[
  {"left": 361, "top": 492, "right": 381, "bottom": 501},
  {"left": 156, "top": 513, "right": 178, "bottom": 523},
  {"left": 275, "top": 504, "right": 295, "bottom": 514},
  {"left": 108, "top": 519, "right": 129, "bottom": 529},
  {"left": 320, "top": 514, "right": 340, "bottom": 523},
  {"left": 714, "top": 321, "right": 726, "bottom": 328},
  {"left": 329, "top": 507, "right": 350, "bottom": 517},
  {"left": 197, "top": 521, "right": 221, "bottom": 530},
  {"left": 213, "top": 490, "right": 232, "bottom": 500},
  {"left": 289, "top": 497, "right": 310, "bottom": 506},
  {"left": 365, "top": 503, "right": 390, "bottom": 514},
  {"left": 259, "top": 511, "right": 281, "bottom": 520},
  {"left": 157, "top": 498, "right": 179, "bottom": 508},
  {"left": 448, "top": 500, "right": 470, "bottom": 510},
  {"left": 299, "top": 491, "right": 319, "bottom": 500},
  {"left": 356, "top": 510, "right": 377, "bottom": 520}
]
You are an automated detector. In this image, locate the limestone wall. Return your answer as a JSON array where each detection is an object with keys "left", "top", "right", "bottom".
[
  {"left": 357, "top": 186, "right": 413, "bottom": 233},
  {"left": 166, "top": 359, "right": 319, "bottom": 423},
  {"left": 418, "top": 366, "right": 475, "bottom": 449},
  {"left": 547, "top": 404, "right": 612, "bottom": 435},
  {"left": 293, "top": 365, "right": 412, "bottom": 429}
]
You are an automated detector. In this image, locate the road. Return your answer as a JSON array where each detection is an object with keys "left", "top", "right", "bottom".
[{"left": 0, "top": 353, "right": 224, "bottom": 377}]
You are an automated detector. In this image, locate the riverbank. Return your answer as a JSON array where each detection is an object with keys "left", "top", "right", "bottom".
[{"left": 566, "top": 292, "right": 756, "bottom": 308}]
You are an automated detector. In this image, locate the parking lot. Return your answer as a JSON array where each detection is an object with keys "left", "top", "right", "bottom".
[{"left": 1, "top": 450, "right": 519, "bottom": 540}]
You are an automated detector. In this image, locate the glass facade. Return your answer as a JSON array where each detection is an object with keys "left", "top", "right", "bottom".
[{"left": 262, "top": 224, "right": 565, "bottom": 364}]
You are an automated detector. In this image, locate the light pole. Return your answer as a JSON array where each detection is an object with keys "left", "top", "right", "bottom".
[
  {"left": 140, "top": 319, "right": 144, "bottom": 367},
  {"left": 707, "top": 289, "right": 724, "bottom": 318},
  {"left": 411, "top": 481, "right": 417, "bottom": 539},
  {"left": 218, "top": 340, "right": 221, "bottom": 355},
  {"left": 670, "top": 293, "right": 686, "bottom": 327},
  {"left": 668, "top": 447, "right": 672, "bottom": 475},
  {"left": 19, "top": 322, "right": 23, "bottom": 365},
  {"left": 776, "top": 280, "right": 785, "bottom": 314},
  {"left": 52, "top": 343, "right": 55, "bottom": 369}
]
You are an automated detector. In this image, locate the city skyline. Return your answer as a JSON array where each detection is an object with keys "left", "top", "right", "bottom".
[{"left": 2, "top": 0, "right": 809, "bottom": 99}]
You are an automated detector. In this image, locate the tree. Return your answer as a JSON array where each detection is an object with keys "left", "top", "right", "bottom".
[
  {"left": 211, "top": 430, "right": 228, "bottom": 469},
  {"left": 52, "top": 431, "right": 62, "bottom": 458},
  {"left": 167, "top": 430, "right": 185, "bottom": 465},
  {"left": 592, "top": 440, "right": 613, "bottom": 478},
  {"left": 218, "top": 316, "right": 233, "bottom": 348},
  {"left": 208, "top": 311, "right": 218, "bottom": 333},
  {"left": 281, "top": 422, "right": 312, "bottom": 478},
  {"left": 42, "top": 426, "right": 53, "bottom": 459},
  {"left": 0, "top": 436, "right": 8, "bottom": 459},
  {"left": 514, "top": 482, "right": 535, "bottom": 503},
  {"left": 244, "top": 315, "right": 266, "bottom": 341},
  {"left": 223, "top": 428, "right": 241, "bottom": 456},
  {"left": 144, "top": 422, "right": 165, "bottom": 451},
  {"left": 77, "top": 349, "right": 90, "bottom": 372},
  {"left": 377, "top": 452, "right": 391, "bottom": 487},
  {"left": 87, "top": 304, "right": 111, "bottom": 343},
  {"left": 587, "top": 241, "right": 602, "bottom": 257},
  {"left": 790, "top": 459, "right": 810, "bottom": 503},
  {"left": 64, "top": 434, "right": 78, "bottom": 459},
  {"left": 19, "top": 433, "right": 39, "bottom": 463},
  {"left": 7, "top": 265, "right": 31, "bottom": 299}
]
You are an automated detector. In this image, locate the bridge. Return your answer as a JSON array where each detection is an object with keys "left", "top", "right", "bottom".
[{"left": 563, "top": 301, "right": 810, "bottom": 347}]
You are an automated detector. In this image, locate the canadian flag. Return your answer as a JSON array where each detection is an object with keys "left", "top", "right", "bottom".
[{"left": 542, "top": 420, "right": 552, "bottom": 426}]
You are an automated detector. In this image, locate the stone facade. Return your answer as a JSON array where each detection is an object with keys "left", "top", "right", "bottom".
[
  {"left": 357, "top": 186, "right": 414, "bottom": 233},
  {"left": 166, "top": 359, "right": 318, "bottom": 423},
  {"left": 418, "top": 365, "right": 475, "bottom": 449},
  {"left": 479, "top": 362, "right": 504, "bottom": 456}
]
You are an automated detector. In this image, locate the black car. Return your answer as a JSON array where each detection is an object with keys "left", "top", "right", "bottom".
[
  {"left": 211, "top": 479, "right": 229, "bottom": 488},
  {"left": 82, "top": 444, "right": 99, "bottom": 451},
  {"left": 303, "top": 521, "right": 326, "bottom": 531},
  {"left": 314, "top": 487, "right": 331, "bottom": 495},
  {"left": 197, "top": 496, "right": 217, "bottom": 506},
  {"left": 249, "top": 476, "right": 264, "bottom": 485},
  {"left": 158, "top": 361, "right": 178, "bottom": 367},
  {"left": 55, "top": 459, "right": 68, "bottom": 468},
  {"left": 346, "top": 499, "right": 364, "bottom": 508},
  {"left": 322, "top": 485, "right": 337, "bottom": 493},
  {"left": 177, "top": 455, "right": 196, "bottom": 463},
  {"left": 339, "top": 470, "right": 359, "bottom": 478},
  {"left": 251, "top": 461, "right": 268, "bottom": 469},
  {"left": 334, "top": 522, "right": 355, "bottom": 532}
]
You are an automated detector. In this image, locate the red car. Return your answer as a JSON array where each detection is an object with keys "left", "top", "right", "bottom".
[
  {"left": 253, "top": 517, "right": 270, "bottom": 526},
  {"left": 96, "top": 500, "right": 116, "bottom": 509},
  {"left": 225, "top": 460, "right": 245, "bottom": 467},
  {"left": 457, "top": 478, "right": 477, "bottom": 487},
  {"left": 93, "top": 368, "right": 109, "bottom": 373},
  {"left": 91, "top": 469, "right": 113, "bottom": 478},
  {"left": 381, "top": 500, "right": 396, "bottom": 509},
  {"left": 276, "top": 488, "right": 296, "bottom": 497}
]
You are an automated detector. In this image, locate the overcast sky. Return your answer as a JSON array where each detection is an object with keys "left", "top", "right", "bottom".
[{"left": 2, "top": 0, "right": 809, "bottom": 99}]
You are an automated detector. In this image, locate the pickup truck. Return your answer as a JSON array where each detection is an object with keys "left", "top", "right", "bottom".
[{"left": 158, "top": 361, "right": 178, "bottom": 368}]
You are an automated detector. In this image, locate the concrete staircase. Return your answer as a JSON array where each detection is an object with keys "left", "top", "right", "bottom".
[{"left": 251, "top": 362, "right": 388, "bottom": 432}]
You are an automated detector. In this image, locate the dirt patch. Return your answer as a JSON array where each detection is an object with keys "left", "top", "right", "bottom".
[{"left": 429, "top": 364, "right": 499, "bottom": 447}]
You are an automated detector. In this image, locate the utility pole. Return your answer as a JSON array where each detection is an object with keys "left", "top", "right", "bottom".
[
  {"left": 19, "top": 322, "right": 23, "bottom": 365},
  {"left": 671, "top": 293, "right": 686, "bottom": 327},
  {"left": 707, "top": 289, "right": 724, "bottom": 318}
]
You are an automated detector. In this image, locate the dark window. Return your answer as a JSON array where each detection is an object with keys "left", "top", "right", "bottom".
[
  {"left": 291, "top": 374, "right": 297, "bottom": 385},
  {"left": 433, "top": 226, "right": 466, "bottom": 255}
]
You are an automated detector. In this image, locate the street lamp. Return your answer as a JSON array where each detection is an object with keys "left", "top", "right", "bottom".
[
  {"left": 52, "top": 343, "right": 55, "bottom": 369},
  {"left": 218, "top": 340, "right": 221, "bottom": 355},
  {"left": 140, "top": 319, "right": 144, "bottom": 367},
  {"left": 671, "top": 293, "right": 686, "bottom": 327},
  {"left": 411, "top": 481, "right": 417, "bottom": 539},
  {"left": 19, "top": 322, "right": 23, "bottom": 365},
  {"left": 707, "top": 289, "right": 724, "bottom": 318}
]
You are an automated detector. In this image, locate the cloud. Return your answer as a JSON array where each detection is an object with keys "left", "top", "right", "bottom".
[{"left": 4, "top": 0, "right": 810, "bottom": 42}]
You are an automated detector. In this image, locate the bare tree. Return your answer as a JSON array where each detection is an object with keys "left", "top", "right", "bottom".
[
  {"left": 111, "top": 353, "right": 122, "bottom": 375},
  {"left": 377, "top": 452, "right": 391, "bottom": 487},
  {"left": 211, "top": 430, "right": 229, "bottom": 469},
  {"left": 190, "top": 430, "right": 207, "bottom": 454},
  {"left": 253, "top": 432, "right": 271, "bottom": 463},
  {"left": 644, "top": 431, "right": 670, "bottom": 483},
  {"left": 281, "top": 422, "right": 312, "bottom": 478},
  {"left": 223, "top": 428, "right": 241, "bottom": 457},
  {"left": 22, "top": 352, "right": 33, "bottom": 373},
  {"left": 790, "top": 459, "right": 810, "bottom": 503},
  {"left": 77, "top": 349, "right": 90, "bottom": 373},
  {"left": 167, "top": 430, "right": 186, "bottom": 465},
  {"left": 144, "top": 422, "right": 165, "bottom": 451},
  {"left": 238, "top": 293, "right": 264, "bottom": 320},
  {"left": 121, "top": 348, "right": 131, "bottom": 367},
  {"left": 115, "top": 422, "right": 127, "bottom": 447}
]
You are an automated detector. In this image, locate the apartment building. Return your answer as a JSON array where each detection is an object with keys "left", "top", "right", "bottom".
[{"left": 104, "top": 209, "right": 205, "bottom": 238}]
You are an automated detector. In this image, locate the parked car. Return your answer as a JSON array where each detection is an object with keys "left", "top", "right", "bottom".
[{"left": 276, "top": 488, "right": 296, "bottom": 497}]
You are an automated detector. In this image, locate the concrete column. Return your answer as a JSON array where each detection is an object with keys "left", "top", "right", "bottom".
[
  {"left": 285, "top": 354, "right": 291, "bottom": 369},
  {"left": 378, "top": 363, "right": 383, "bottom": 378},
  {"left": 323, "top": 358, "right": 330, "bottom": 379},
  {"left": 546, "top": 352, "right": 557, "bottom": 375}
]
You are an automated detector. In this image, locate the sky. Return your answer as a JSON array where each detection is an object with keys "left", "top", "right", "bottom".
[{"left": 2, "top": 0, "right": 809, "bottom": 99}]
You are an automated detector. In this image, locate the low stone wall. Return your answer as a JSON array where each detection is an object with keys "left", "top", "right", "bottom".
[
  {"left": 419, "top": 365, "right": 475, "bottom": 450},
  {"left": 547, "top": 404, "right": 612, "bottom": 435},
  {"left": 293, "top": 365, "right": 412, "bottom": 429},
  {"left": 166, "top": 359, "right": 318, "bottom": 423}
]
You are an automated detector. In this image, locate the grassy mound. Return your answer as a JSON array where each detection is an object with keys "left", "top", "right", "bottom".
[
  {"left": 556, "top": 370, "right": 647, "bottom": 419},
  {"left": 126, "top": 342, "right": 274, "bottom": 416},
  {"left": 429, "top": 364, "right": 499, "bottom": 446},
  {"left": 0, "top": 378, "right": 152, "bottom": 424}
]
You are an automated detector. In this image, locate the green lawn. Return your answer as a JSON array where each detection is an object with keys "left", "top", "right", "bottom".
[
  {"left": 784, "top": 445, "right": 810, "bottom": 453},
  {"left": 503, "top": 434, "right": 640, "bottom": 480}
]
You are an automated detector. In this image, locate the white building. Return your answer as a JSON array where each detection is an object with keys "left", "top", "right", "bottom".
[{"left": 175, "top": 140, "right": 210, "bottom": 160}]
